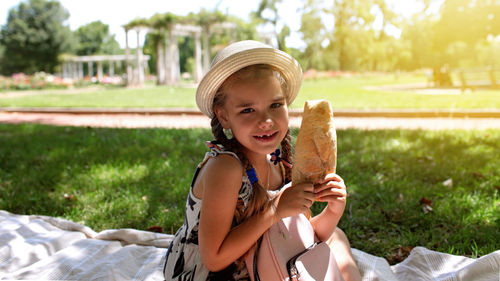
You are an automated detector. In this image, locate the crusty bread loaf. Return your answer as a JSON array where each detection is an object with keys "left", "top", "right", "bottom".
[{"left": 292, "top": 100, "right": 337, "bottom": 185}]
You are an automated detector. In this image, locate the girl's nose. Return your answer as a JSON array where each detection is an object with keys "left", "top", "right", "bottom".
[{"left": 258, "top": 114, "right": 274, "bottom": 130}]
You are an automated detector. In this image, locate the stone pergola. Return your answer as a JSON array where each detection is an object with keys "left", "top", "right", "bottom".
[
  {"left": 124, "top": 26, "right": 151, "bottom": 86},
  {"left": 124, "top": 21, "right": 236, "bottom": 87},
  {"left": 155, "top": 23, "right": 204, "bottom": 85},
  {"left": 201, "top": 22, "right": 237, "bottom": 73},
  {"left": 61, "top": 54, "right": 150, "bottom": 82}
]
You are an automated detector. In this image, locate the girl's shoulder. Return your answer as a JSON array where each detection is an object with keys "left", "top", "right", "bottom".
[
  {"left": 204, "top": 141, "right": 242, "bottom": 168},
  {"left": 197, "top": 142, "right": 244, "bottom": 185},
  {"left": 193, "top": 149, "right": 244, "bottom": 199},
  {"left": 204, "top": 151, "right": 243, "bottom": 177}
]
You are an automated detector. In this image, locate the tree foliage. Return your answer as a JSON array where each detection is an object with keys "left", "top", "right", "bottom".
[
  {"left": 435, "top": 0, "right": 500, "bottom": 48},
  {"left": 74, "top": 21, "right": 121, "bottom": 55},
  {"left": 0, "top": 0, "right": 75, "bottom": 74},
  {"left": 252, "top": 0, "right": 290, "bottom": 51},
  {"left": 297, "top": 0, "right": 500, "bottom": 71},
  {"left": 1, "top": 0, "right": 498, "bottom": 76},
  {"left": 299, "top": 0, "right": 328, "bottom": 70}
]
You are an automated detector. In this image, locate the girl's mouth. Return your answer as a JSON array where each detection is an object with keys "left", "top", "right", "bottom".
[{"left": 254, "top": 131, "right": 278, "bottom": 142}]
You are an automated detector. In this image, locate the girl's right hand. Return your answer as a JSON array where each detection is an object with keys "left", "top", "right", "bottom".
[{"left": 275, "top": 183, "right": 315, "bottom": 218}]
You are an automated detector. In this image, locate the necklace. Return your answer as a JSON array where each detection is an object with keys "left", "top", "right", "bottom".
[
  {"left": 266, "top": 160, "right": 271, "bottom": 189},
  {"left": 257, "top": 160, "right": 271, "bottom": 189}
]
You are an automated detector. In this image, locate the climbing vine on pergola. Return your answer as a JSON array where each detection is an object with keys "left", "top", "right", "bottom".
[{"left": 123, "top": 11, "right": 236, "bottom": 86}]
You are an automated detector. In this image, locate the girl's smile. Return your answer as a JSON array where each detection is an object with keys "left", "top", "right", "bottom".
[
  {"left": 215, "top": 75, "right": 289, "bottom": 159},
  {"left": 253, "top": 131, "right": 279, "bottom": 142}
]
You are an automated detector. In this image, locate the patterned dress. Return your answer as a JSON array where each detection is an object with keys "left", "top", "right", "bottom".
[{"left": 164, "top": 145, "right": 253, "bottom": 281}]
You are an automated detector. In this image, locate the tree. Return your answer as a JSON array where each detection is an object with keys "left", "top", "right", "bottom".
[
  {"left": 74, "top": 21, "right": 121, "bottom": 56},
  {"left": 399, "top": 13, "right": 437, "bottom": 70},
  {"left": 435, "top": 0, "right": 500, "bottom": 49},
  {"left": 252, "top": 0, "right": 290, "bottom": 51},
  {"left": 299, "top": 0, "right": 328, "bottom": 70},
  {"left": 325, "top": 0, "right": 401, "bottom": 71},
  {"left": 0, "top": 0, "right": 75, "bottom": 74},
  {"left": 328, "top": 0, "right": 363, "bottom": 70}
]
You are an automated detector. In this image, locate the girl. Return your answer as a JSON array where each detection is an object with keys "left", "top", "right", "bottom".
[{"left": 164, "top": 40, "right": 361, "bottom": 281}]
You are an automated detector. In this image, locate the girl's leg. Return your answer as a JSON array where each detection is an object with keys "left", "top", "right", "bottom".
[{"left": 326, "top": 227, "right": 362, "bottom": 281}]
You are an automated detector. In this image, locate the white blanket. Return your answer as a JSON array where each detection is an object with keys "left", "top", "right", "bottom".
[{"left": 0, "top": 210, "right": 498, "bottom": 280}]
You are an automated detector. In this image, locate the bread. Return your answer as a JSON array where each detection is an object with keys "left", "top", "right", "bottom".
[{"left": 292, "top": 100, "right": 337, "bottom": 185}]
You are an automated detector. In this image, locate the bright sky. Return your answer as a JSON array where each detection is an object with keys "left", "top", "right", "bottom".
[{"left": 0, "top": 0, "right": 437, "bottom": 49}]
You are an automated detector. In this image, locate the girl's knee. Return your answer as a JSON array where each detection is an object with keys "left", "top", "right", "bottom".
[
  {"left": 330, "top": 228, "right": 362, "bottom": 280},
  {"left": 327, "top": 227, "right": 349, "bottom": 246},
  {"left": 333, "top": 227, "right": 347, "bottom": 240}
]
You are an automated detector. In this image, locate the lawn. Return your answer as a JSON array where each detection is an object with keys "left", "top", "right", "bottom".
[
  {"left": 0, "top": 123, "right": 498, "bottom": 263},
  {"left": 1, "top": 73, "right": 499, "bottom": 110}
]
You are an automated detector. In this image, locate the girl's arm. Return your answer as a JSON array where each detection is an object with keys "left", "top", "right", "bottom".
[
  {"left": 197, "top": 155, "right": 279, "bottom": 272},
  {"left": 197, "top": 155, "right": 316, "bottom": 272},
  {"left": 309, "top": 173, "right": 347, "bottom": 242}
]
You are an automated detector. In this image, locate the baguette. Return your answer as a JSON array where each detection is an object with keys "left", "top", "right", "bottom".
[{"left": 292, "top": 100, "right": 337, "bottom": 186}]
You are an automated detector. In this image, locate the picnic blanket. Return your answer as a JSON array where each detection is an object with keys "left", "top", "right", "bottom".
[{"left": 1, "top": 210, "right": 499, "bottom": 280}]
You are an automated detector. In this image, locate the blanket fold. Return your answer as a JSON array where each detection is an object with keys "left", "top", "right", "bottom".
[{"left": 1, "top": 210, "right": 498, "bottom": 280}]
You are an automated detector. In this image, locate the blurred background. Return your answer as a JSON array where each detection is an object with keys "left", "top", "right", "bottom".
[{"left": 0, "top": 0, "right": 499, "bottom": 89}]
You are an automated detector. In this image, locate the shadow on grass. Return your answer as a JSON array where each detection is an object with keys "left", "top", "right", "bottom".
[
  {"left": 0, "top": 124, "right": 212, "bottom": 233},
  {"left": 0, "top": 124, "right": 498, "bottom": 262},
  {"left": 330, "top": 129, "right": 500, "bottom": 262}
]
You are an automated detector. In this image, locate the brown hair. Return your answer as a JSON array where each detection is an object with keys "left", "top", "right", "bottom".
[{"left": 210, "top": 64, "right": 292, "bottom": 223}]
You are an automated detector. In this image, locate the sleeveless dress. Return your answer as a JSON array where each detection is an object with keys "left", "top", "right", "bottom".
[{"left": 163, "top": 144, "right": 254, "bottom": 281}]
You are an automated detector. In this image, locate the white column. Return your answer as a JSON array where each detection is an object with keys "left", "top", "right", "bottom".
[
  {"left": 97, "top": 61, "right": 103, "bottom": 81},
  {"left": 202, "top": 26, "right": 210, "bottom": 74},
  {"left": 125, "top": 29, "right": 133, "bottom": 85},
  {"left": 165, "top": 32, "right": 173, "bottom": 84},
  {"left": 69, "top": 62, "right": 73, "bottom": 78},
  {"left": 72, "top": 62, "right": 78, "bottom": 79},
  {"left": 143, "top": 59, "right": 149, "bottom": 77},
  {"left": 62, "top": 62, "right": 68, "bottom": 78},
  {"left": 87, "top": 62, "right": 93, "bottom": 77},
  {"left": 194, "top": 32, "right": 203, "bottom": 83},
  {"left": 166, "top": 31, "right": 180, "bottom": 84},
  {"left": 136, "top": 29, "right": 144, "bottom": 85},
  {"left": 78, "top": 62, "right": 84, "bottom": 79},
  {"left": 156, "top": 34, "right": 166, "bottom": 85},
  {"left": 173, "top": 36, "right": 180, "bottom": 83},
  {"left": 109, "top": 61, "right": 115, "bottom": 77}
]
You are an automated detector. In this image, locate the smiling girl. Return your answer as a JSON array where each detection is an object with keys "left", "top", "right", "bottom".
[{"left": 164, "top": 40, "right": 361, "bottom": 281}]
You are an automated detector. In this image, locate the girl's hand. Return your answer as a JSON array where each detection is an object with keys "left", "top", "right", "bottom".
[
  {"left": 276, "top": 183, "right": 315, "bottom": 219},
  {"left": 314, "top": 173, "right": 347, "bottom": 216}
]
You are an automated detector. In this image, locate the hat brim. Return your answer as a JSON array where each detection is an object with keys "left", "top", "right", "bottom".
[{"left": 196, "top": 46, "right": 302, "bottom": 118}]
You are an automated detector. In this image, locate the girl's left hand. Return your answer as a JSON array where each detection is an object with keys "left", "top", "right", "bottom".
[{"left": 314, "top": 173, "right": 347, "bottom": 216}]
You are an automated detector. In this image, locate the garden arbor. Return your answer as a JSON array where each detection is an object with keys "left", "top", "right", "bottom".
[
  {"left": 155, "top": 23, "right": 203, "bottom": 85},
  {"left": 61, "top": 54, "right": 150, "bottom": 82},
  {"left": 124, "top": 24, "right": 150, "bottom": 86},
  {"left": 61, "top": 23, "right": 150, "bottom": 85},
  {"left": 124, "top": 12, "right": 236, "bottom": 87}
]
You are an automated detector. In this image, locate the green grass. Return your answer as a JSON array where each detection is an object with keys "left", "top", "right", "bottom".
[
  {"left": 0, "top": 85, "right": 198, "bottom": 109},
  {"left": 296, "top": 77, "right": 500, "bottom": 110},
  {"left": 1, "top": 73, "right": 499, "bottom": 109},
  {"left": 1, "top": 124, "right": 498, "bottom": 263}
]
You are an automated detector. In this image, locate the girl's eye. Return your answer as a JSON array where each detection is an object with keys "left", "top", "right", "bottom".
[
  {"left": 271, "top": 103, "right": 283, "bottom": 109},
  {"left": 240, "top": 108, "right": 254, "bottom": 114}
]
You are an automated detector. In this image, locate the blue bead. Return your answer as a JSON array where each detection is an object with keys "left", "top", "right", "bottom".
[{"left": 246, "top": 168, "right": 259, "bottom": 185}]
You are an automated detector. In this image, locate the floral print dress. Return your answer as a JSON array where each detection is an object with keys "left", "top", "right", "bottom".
[{"left": 164, "top": 145, "right": 253, "bottom": 281}]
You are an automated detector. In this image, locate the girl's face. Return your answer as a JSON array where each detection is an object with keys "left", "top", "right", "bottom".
[{"left": 215, "top": 75, "right": 289, "bottom": 158}]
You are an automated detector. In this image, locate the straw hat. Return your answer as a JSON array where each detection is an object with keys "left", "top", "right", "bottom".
[{"left": 196, "top": 40, "right": 303, "bottom": 118}]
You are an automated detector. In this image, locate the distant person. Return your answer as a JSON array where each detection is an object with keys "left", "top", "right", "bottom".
[
  {"left": 163, "top": 40, "right": 361, "bottom": 281},
  {"left": 425, "top": 68, "right": 433, "bottom": 87}
]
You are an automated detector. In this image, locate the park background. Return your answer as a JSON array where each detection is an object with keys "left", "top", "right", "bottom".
[{"left": 0, "top": 0, "right": 499, "bottom": 264}]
